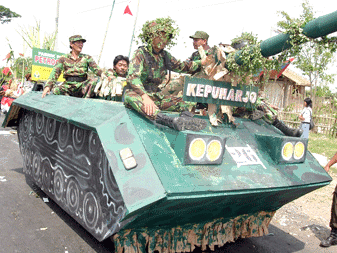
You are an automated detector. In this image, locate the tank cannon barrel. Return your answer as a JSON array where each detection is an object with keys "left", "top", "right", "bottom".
[{"left": 235, "top": 10, "right": 337, "bottom": 65}]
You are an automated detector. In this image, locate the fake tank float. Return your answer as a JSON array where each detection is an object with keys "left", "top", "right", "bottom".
[{"left": 3, "top": 10, "right": 337, "bottom": 253}]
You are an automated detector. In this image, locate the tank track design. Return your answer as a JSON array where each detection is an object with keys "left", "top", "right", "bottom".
[{"left": 18, "top": 109, "right": 127, "bottom": 241}]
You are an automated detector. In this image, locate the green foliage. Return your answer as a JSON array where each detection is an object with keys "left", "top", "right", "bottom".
[
  {"left": 225, "top": 32, "right": 282, "bottom": 85},
  {"left": 277, "top": 0, "right": 337, "bottom": 94},
  {"left": 231, "top": 32, "right": 258, "bottom": 46},
  {"left": 0, "top": 5, "right": 21, "bottom": 24},
  {"left": 12, "top": 57, "right": 32, "bottom": 80},
  {"left": 137, "top": 17, "right": 179, "bottom": 51},
  {"left": 315, "top": 85, "right": 333, "bottom": 97},
  {"left": 17, "top": 20, "right": 56, "bottom": 50}
]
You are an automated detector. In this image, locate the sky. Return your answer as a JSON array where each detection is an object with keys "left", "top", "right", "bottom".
[{"left": 1, "top": 0, "right": 337, "bottom": 90}]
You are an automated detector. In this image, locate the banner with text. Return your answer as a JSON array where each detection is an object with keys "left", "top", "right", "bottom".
[
  {"left": 31, "top": 47, "right": 65, "bottom": 82},
  {"left": 183, "top": 76, "right": 259, "bottom": 108}
]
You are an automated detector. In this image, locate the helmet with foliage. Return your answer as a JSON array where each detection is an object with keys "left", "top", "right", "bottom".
[{"left": 138, "top": 17, "right": 179, "bottom": 49}]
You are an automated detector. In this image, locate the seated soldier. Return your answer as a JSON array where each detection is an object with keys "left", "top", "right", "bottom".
[
  {"left": 94, "top": 55, "right": 129, "bottom": 100},
  {"left": 42, "top": 35, "right": 113, "bottom": 98},
  {"left": 233, "top": 91, "right": 303, "bottom": 137},
  {"left": 124, "top": 17, "right": 207, "bottom": 132}
]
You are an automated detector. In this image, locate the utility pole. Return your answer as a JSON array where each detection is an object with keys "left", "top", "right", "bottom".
[{"left": 55, "top": 0, "right": 60, "bottom": 51}]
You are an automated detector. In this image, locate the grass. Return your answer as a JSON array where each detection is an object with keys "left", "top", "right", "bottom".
[
  {"left": 308, "top": 132, "right": 337, "bottom": 173},
  {"left": 308, "top": 132, "right": 337, "bottom": 160}
]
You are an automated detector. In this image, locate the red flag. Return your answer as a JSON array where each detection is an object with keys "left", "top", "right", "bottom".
[{"left": 124, "top": 5, "right": 133, "bottom": 16}]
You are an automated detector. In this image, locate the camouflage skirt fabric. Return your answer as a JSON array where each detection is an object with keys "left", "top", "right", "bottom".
[
  {"left": 53, "top": 78, "right": 97, "bottom": 98},
  {"left": 112, "top": 211, "right": 275, "bottom": 253},
  {"left": 124, "top": 90, "right": 196, "bottom": 120}
]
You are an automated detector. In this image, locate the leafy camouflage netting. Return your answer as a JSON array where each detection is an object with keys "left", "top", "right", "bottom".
[{"left": 113, "top": 211, "right": 275, "bottom": 253}]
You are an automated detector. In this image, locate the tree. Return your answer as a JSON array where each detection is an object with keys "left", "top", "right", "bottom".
[
  {"left": 315, "top": 85, "right": 333, "bottom": 98},
  {"left": 0, "top": 5, "right": 21, "bottom": 24},
  {"left": 277, "top": 0, "right": 337, "bottom": 98}
]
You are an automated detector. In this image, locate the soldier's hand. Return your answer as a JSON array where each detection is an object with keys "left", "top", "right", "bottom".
[
  {"left": 42, "top": 87, "right": 51, "bottom": 98},
  {"left": 141, "top": 94, "right": 158, "bottom": 116}
]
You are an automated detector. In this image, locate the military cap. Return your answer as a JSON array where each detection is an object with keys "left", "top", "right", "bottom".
[
  {"left": 69, "top": 35, "right": 86, "bottom": 43},
  {"left": 189, "top": 31, "right": 209, "bottom": 40}
]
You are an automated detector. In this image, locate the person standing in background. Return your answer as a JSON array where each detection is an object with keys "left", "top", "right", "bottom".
[{"left": 299, "top": 97, "right": 312, "bottom": 138}]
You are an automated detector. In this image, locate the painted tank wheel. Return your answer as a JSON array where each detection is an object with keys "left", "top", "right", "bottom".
[
  {"left": 66, "top": 179, "right": 80, "bottom": 214},
  {"left": 54, "top": 169, "right": 65, "bottom": 202},
  {"left": 35, "top": 113, "right": 44, "bottom": 135},
  {"left": 41, "top": 159, "right": 53, "bottom": 192},
  {"left": 58, "top": 122, "right": 70, "bottom": 149},
  {"left": 83, "top": 192, "right": 99, "bottom": 229},
  {"left": 45, "top": 117, "right": 56, "bottom": 142},
  {"left": 32, "top": 151, "right": 41, "bottom": 183},
  {"left": 73, "top": 126, "right": 85, "bottom": 151}
]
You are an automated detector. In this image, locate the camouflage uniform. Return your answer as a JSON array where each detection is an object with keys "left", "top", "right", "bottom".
[
  {"left": 125, "top": 46, "right": 200, "bottom": 120},
  {"left": 255, "top": 96, "right": 278, "bottom": 124},
  {"left": 45, "top": 35, "right": 112, "bottom": 98}
]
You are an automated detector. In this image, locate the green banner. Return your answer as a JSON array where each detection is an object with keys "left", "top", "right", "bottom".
[
  {"left": 183, "top": 77, "right": 259, "bottom": 108},
  {"left": 31, "top": 47, "right": 65, "bottom": 81}
]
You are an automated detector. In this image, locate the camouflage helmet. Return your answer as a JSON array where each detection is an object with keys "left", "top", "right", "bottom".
[
  {"left": 138, "top": 17, "right": 179, "bottom": 49},
  {"left": 69, "top": 35, "right": 86, "bottom": 43}
]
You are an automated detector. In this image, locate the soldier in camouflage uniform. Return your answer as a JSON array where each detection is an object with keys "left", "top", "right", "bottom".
[
  {"left": 239, "top": 91, "right": 303, "bottom": 137},
  {"left": 94, "top": 55, "right": 129, "bottom": 101},
  {"left": 42, "top": 35, "right": 113, "bottom": 98},
  {"left": 188, "top": 31, "right": 211, "bottom": 71},
  {"left": 160, "top": 31, "right": 212, "bottom": 96},
  {"left": 125, "top": 18, "right": 207, "bottom": 131}
]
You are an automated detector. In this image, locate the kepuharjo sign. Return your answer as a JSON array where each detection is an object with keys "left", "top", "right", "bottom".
[{"left": 183, "top": 77, "right": 259, "bottom": 108}]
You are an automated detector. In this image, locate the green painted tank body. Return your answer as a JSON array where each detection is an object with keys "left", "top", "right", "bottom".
[
  {"left": 3, "top": 9, "right": 337, "bottom": 251},
  {"left": 3, "top": 92, "right": 331, "bottom": 245}
]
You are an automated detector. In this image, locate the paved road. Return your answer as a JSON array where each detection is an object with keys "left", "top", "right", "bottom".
[{"left": 0, "top": 112, "right": 335, "bottom": 253}]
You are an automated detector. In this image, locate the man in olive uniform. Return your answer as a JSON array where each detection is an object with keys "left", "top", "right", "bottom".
[
  {"left": 188, "top": 31, "right": 211, "bottom": 68},
  {"left": 160, "top": 31, "right": 212, "bottom": 97},
  {"left": 125, "top": 18, "right": 207, "bottom": 131},
  {"left": 42, "top": 35, "right": 113, "bottom": 98}
]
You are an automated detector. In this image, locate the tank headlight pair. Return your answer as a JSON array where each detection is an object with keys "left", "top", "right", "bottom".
[
  {"left": 255, "top": 134, "right": 308, "bottom": 164},
  {"left": 281, "top": 141, "right": 305, "bottom": 161},
  {"left": 185, "top": 134, "right": 226, "bottom": 165}
]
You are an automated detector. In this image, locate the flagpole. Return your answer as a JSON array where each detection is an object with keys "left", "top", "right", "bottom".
[
  {"left": 98, "top": 0, "right": 116, "bottom": 64},
  {"left": 128, "top": 0, "right": 140, "bottom": 58}
]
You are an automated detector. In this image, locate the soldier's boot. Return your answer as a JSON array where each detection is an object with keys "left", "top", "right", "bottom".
[
  {"left": 156, "top": 113, "right": 207, "bottom": 131},
  {"left": 272, "top": 118, "right": 303, "bottom": 137},
  {"left": 320, "top": 229, "right": 337, "bottom": 247}
]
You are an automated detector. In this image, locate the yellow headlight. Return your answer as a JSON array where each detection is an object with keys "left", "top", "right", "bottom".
[
  {"left": 294, "top": 142, "right": 305, "bottom": 160},
  {"left": 282, "top": 142, "right": 293, "bottom": 161},
  {"left": 207, "top": 140, "right": 222, "bottom": 161},
  {"left": 189, "top": 138, "right": 206, "bottom": 160}
]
